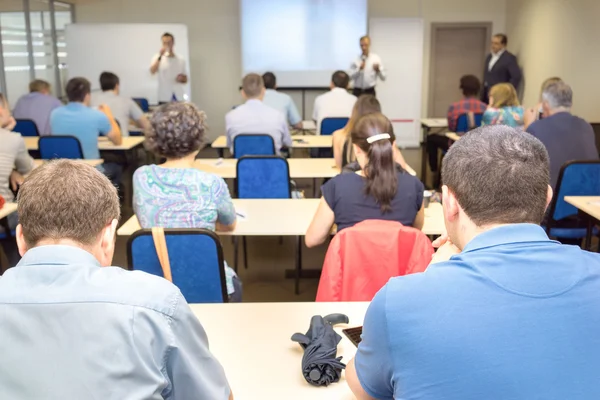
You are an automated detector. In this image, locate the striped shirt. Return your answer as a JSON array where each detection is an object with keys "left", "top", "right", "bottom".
[{"left": 0, "top": 129, "right": 34, "bottom": 202}]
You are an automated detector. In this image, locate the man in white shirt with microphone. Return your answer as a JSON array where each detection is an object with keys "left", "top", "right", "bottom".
[
  {"left": 349, "top": 35, "right": 386, "bottom": 97},
  {"left": 150, "top": 32, "right": 188, "bottom": 104}
]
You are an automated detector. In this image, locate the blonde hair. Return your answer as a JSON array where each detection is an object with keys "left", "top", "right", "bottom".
[
  {"left": 344, "top": 95, "right": 381, "bottom": 164},
  {"left": 489, "top": 83, "right": 520, "bottom": 108}
]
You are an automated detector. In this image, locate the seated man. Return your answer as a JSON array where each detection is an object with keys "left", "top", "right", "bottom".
[
  {"left": 50, "top": 77, "right": 123, "bottom": 185},
  {"left": 313, "top": 71, "right": 357, "bottom": 135},
  {"left": 525, "top": 81, "right": 599, "bottom": 189},
  {"left": 225, "top": 73, "right": 291, "bottom": 155},
  {"left": 91, "top": 71, "right": 150, "bottom": 137},
  {"left": 13, "top": 79, "right": 62, "bottom": 136},
  {"left": 0, "top": 160, "right": 233, "bottom": 400},
  {"left": 347, "top": 125, "right": 600, "bottom": 400},
  {"left": 262, "top": 72, "right": 302, "bottom": 130},
  {"left": 427, "top": 75, "right": 487, "bottom": 173}
]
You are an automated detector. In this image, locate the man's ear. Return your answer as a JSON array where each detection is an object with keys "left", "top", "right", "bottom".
[
  {"left": 546, "top": 185, "right": 554, "bottom": 209},
  {"left": 16, "top": 224, "right": 28, "bottom": 257},
  {"left": 442, "top": 185, "right": 460, "bottom": 223}
]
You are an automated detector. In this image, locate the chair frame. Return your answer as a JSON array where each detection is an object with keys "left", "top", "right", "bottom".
[
  {"left": 235, "top": 155, "right": 292, "bottom": 199},
  {"left": 38, "top": 135, "right": 84, "bottom": 159},
  {"left": 233, "top": 134, "right": 276, "bottom": 158},
  {"left": 126, "top": 228, "right": 228, "bottom": 303},
  {"left": 133, "top": 97, "right": 150, "bottom": 113},
  {"left": 15, "top": 118, "right": 40, "bottom": 137}
]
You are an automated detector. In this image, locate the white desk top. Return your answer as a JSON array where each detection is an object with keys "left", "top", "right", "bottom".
[
  {"left": 195, "top": 158, "right": 339, "bottom": 179},
  {"left": 565, "top": 196, "right": 600, "bottom": 220},
  {"left": 301, "top": 120, "right": 317, "bottom": 131},
  {"left": 445, "top": 132, "right": 461, "bottom": 142},
  {"left": 421, "top": 118, "right": 448, "bottom": 128},
  {"left": 25, "top": 136, "right": 145, "bottom": 151},
  {"left": 211, "top": 135, "right": 333, "bottom": 149},
  {"left": 117, "top": 199, "right": 445, "bottom": 237},
  {"left": 0, "top": 202, "right": 17, "bottom": 220},
  {"left": 33, "top": 159, "right": 104, "bottom": 168},
  {"left": 191, "top": 302, "right": 368, "bottom": 400}
]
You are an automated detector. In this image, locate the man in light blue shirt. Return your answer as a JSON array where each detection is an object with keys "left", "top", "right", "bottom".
[
  {"left": 50, "top": 77, "right": 123, "bottom": 185},
  {"left": 226, "top": 73, "right": 292, "bottom": 155},
  {"left": 262, "top": 72, "right": 302, "bottom": 129},
  {"left": 0, "top": 160, "right": 233, "bottom": 400},
  {"left": 12, "top": 79, "right": 62, "bottom": 136},
  {"left": 347, "top": 126, "right": 600, "bottom": 400}
]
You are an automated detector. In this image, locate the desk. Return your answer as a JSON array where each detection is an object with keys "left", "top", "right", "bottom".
[
  {"left": 211, "top": 135, "right": 333, "bottom": 150},
  {"left": 0, "top": 202, "right": 17, "bottom": 220},
  {"left": 564, "top": 196, "right": 600, "bottom": 249},
  {"left": 195, "top": 158, "right": 339, "bottom": 179},
  {"left": 420, "top": 118, "right": 448, "bottom": 181},
  {"left": 191, "top": 302, "right": 368, "bottom": 400},
  {"left": 33, "top": 159, "right": 104, "bottom": 168},
  {"left": 445, "top": 132, "right": 461, "bottom": 142},
  {"left": 25, "top": 136, "right": 145, "bottom": 151}
]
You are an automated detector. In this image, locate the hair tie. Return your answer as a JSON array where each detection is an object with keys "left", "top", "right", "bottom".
[{"left": 366, "top": 133, "right": 391, "bottom": 144}]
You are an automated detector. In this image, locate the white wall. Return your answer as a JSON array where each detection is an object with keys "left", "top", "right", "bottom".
[
  {"left": 506, "top": 0, "right": 600, "bottom": 121},
  {"left": 75, "top": 0, "right": 507, "bottom": 140}
]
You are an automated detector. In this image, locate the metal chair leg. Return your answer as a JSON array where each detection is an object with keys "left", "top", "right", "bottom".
[
  {"left": 243, "top": 237, "right": 248, "bottom": 269},
  {"left": 233, "top": 237, "right": 239, "bottom": 273},
  {"left": 295, "top": 236, "right": 302, "bottom": 295}
]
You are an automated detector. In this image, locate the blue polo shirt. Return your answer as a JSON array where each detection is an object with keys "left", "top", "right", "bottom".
[
  {"left": 355, "top": 224, "right": 600, "bottom": 400},
  {"left": 50, "top": 102, "right": 111, "bottom": 159}
]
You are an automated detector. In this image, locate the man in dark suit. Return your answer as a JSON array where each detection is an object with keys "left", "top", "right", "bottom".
[{"left": 482, "top": 34, "right": 522, "bottom": 103}]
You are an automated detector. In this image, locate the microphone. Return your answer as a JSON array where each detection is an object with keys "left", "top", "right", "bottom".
[{"left": 361, "top": 55, "right": 367, "bottom": 62}]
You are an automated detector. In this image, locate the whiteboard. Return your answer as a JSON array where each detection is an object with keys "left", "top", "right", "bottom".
[
  {"left": 66, "top": 23, "right": 191, "bottom": 105},
  {"left": 370, "top": 18, "right": 423, "bottom": 148}
]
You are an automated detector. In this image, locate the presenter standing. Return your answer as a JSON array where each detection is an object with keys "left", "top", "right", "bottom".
[
  {"left": 482, "top": 34, "right": 522, "bottom": 104},
  {"left": 349, "top": 35, "right": 386, "bottom": 97},
  {"left": 150, "top": 32, "right": 188, "bottom": 104}
]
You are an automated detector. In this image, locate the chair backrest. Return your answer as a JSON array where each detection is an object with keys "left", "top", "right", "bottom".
[
  {"left": 39, "top": 136, "right": 84, "bottom": 159},
  {"left": 233, "top": 134, "right": 276, "bottom": 158},
  {"left": 456, "top": 113, "right": 483, "bottom": 133},
  {"left": 547, "top": 160, "right": 600, "bottom": 223},
  {"left": 316, "top": 219, "right": 434, "bottom": 302},
  {"left": 320, "top": 117, "right": 349, "bottom": 136},
  {"left": 236, "top": 156, "right": 291, "bottom": 198},
  {"left": 14, "top": 119, "right": 40, "bottom": 137},
  {"left": 133, "top": 97, "right": 150, "bottom": 112},
  {"left": 127, "top": 228, "right": 228, "bottom": 303}
]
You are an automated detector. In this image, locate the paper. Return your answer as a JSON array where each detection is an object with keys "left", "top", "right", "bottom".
[{"left": 302, "top": 120, "right": 316, "bottom": 131}]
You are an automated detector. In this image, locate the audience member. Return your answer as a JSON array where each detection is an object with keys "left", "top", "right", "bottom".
[
  {"left": 262, "top": 72, "right": 302, "bottom": 129},
  {"left": 91, "top": 72, "right": 150, "bottom": 137},
  {"left": 482, "top": 83, "right": 524, "bottom": 128},
  {"left": 427, "top": 75, "right": 487, "bottom": 173},
  {"left": 13, "top": 79, "right": 62, "bottom": 136},
  {"left": 347, "top": 126, "right": 600, "bottom": 400},
  {"left": 482, "top": 33, "right": 522, "bottom": 103},
  {"left": 0, "top": 160, "right": 233, "bottom": 399},
  {"left": 536, "top": 77, "right": 562, "bottom": 120},
  {"left": 134, "top": 103, "right": 242, "bottom": 301},
  {"left": 312, "top": 71, "right": 357, "bottom": 135},
  {"left": 305, "top": 113, "right": 424, "bottom": 248},
  {"left": 524, "top": 81, "right": 599, "bottom": 189},
  {"left": 225, "top": 73, "right": 291, "bottom": 155},
  {"left": 0, "top": 95, "right": 34, "bottom": 267},
  {"left": 50, "top": 77, "right": 123, "bottom": 185}
]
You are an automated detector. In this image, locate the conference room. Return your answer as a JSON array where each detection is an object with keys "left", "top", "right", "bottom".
[{"left": 1, "top": 0, "right": 600, "bottom": 399}]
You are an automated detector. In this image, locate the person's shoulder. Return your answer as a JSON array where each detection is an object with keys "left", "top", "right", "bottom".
[
  {"left": 398, "top": 169, "right": 423, "bottom": 186},
  {"left": 0, "top": 128, "right": 25, "bottom": 144}
]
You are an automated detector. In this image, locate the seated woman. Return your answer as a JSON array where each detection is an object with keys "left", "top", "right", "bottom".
[
  {"left": 482, "top": 83, "right": 524, "bottom": 128},
  {"left": 332, "top": 95, "right": 411, "bottom": 173},
  {"left": 133, "top": 102, "right": 242, "bottom": 301},
  {"left": 305, "top": 112, "right": 425, "bottom": 248}
]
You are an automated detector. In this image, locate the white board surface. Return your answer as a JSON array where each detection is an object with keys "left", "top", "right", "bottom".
[
  {"left": 370, "top": 18, "right": 423, "bottom": 148},
  {"left": 66, "top": 23, "right": 191, "bottom": 105}
]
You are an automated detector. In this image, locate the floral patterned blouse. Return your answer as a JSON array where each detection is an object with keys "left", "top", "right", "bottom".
[{"left": 482, "top": 105, "right": 525, "bottom": 128}]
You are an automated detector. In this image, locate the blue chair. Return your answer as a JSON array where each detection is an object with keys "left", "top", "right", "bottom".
[
  {"left": 14, "top": 119, "right": 40, "bottom": 137},
  {"left": 39, "top": 136, "right": 84, "bottom": 159},
  {"left": 320, "top": 117, "right": 349, "bottom": 136},
  {"left": 456, "top": 113, "right": 483, "bottom": 133},
  {"left": 236, "top": 156, "right": 291, "bottom": 199},
  {"left": 545, "top": 160, "right": 600, "bottom": 246},
  {"left": 133, "top": 97, "right": 150, "bottom": 112},
  {"left": 127, "top": 229, "right": 228, "bottom": 303},
  {"left": 233, "top": 134, "right": 276, "bottom": 158}
]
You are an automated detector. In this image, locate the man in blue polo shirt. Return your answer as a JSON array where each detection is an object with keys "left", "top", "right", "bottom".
[
  {"left": 347, "top": 125, "right": 600, "bottom": 400},
  {"left": 50, "top": 77, "right": 122, "bottom": 185}
]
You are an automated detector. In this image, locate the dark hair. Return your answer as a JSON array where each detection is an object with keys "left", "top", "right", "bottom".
[
  {"left": 99, "top": 72, "right": 119, "bottom": 91},
  {"left": 65, "top": 77, "right": 91, "bottom": 102},
  {"left": 442, "top": 125, "right": 550, "bottom": 226},
  {"left": 460, "top": 75, "right": 481, "bottom": 97},
  {"left": 332, "top": 70, "right": 350, "bottom": 89},
  {"left": 146, "top": 102, "right": 206, "bottom": 158},
  {"left": 262, "top": 72, "right": 276, "bottom": 89},
  {"left": 162, "top": 32, "right": 174, "bottom": 42},
  {"left": 351, "top": 112, "right": 397, "bottom": 212},
  {"left": 494, "top": 33, "right": 508, "bottom": 45}
]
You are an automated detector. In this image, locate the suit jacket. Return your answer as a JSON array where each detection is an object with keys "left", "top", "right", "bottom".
[{"left": 483, "top": 51, "right": 522, "bottom": 89}]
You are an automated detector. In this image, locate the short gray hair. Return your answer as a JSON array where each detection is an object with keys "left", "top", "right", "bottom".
[{"left": 542, "top": 81, "right": 573, "bottom": 109}]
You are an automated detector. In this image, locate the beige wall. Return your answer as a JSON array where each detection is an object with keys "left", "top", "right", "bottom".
[
  {"left": 75, "top": 0, "right": 506, "bottom": 139},
  {"left": 506, "top": 0, "right": 600, "bottom": 121}
]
